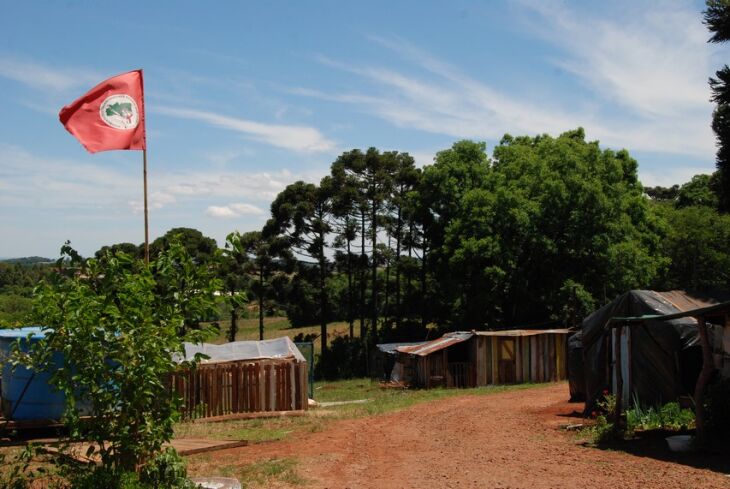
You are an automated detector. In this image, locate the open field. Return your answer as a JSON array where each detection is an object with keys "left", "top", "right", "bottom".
[
  {"left": 184, "top": 381, "right": 730, "bottom": 489},
  {"left": 204, "top": 316, "right": 355, "bottom": 354}
]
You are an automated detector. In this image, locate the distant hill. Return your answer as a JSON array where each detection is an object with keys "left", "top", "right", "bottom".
[{"left": 1, "top": 256, "right": 54, "bottom": 266}]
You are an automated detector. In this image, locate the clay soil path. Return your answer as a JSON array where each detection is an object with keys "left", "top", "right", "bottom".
[{"left": 190, "top": 383, "right": 730, "bottom": 488}]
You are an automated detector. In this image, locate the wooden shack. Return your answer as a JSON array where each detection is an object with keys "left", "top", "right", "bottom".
[
  {"left": 394, "top": 329, "right": 570, "bottom": 388},
  {"left": 171, "top": 337, "right": 308, "bottom": 419}
]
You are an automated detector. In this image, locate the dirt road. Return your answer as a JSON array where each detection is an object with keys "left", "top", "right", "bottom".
[{"left": 190, "top": 383, "right": 729, "bottom": 488}]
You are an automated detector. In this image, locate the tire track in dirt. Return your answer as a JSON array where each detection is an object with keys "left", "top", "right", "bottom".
[{"left": 189, "top": 383, "right": 730, "bottom": 488}]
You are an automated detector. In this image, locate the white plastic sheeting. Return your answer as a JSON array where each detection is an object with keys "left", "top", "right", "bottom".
[{"left": 179, "top": 336, "right": 305, "bottom": 364}]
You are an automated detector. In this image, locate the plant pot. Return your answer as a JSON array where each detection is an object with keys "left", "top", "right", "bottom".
[{"left": 665, "top": 434, "right": 694, "bottom": 452}]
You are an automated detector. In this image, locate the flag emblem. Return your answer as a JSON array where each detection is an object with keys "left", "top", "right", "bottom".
[{"left": 99, "top": 94, "right": 140, "bottom": 130}]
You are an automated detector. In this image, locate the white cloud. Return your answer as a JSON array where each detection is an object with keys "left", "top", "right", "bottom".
[
  {"left": 639, "top": 166, "right": 713, "bottom": 189},
  {"left": 206, "top": 202, "right": 265, "bottom": 219},
  {"left": 230, "top": 203, "right": 265, "bottom": 215},
  {"left": 0, "top": 144, "right": 301, "bottom": 217},
  {"left": 519, "top": 2, "right": 712, "bottom": 118},
  {"left": 0, "top": 56, "right": 102, "bottom": 92},
  {"left": 206, "top": 206, "right": 238, "bottom": 218},
  {"left": 154, "top": 106, "right": 336, "bottom": 153},
  {"left": 294, "top": 6, "right": 719, "bottom": 159}
]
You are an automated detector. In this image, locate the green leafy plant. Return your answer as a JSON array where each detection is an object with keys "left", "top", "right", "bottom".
[
  {"left": 583, "top": 390, "right": 622, "bottom": 445},
  {"left": 12, "top": 241, "right": 219, "bottom": 482},
  {"left": 626, "top": 399, "right": 695, "bottom": 433}
]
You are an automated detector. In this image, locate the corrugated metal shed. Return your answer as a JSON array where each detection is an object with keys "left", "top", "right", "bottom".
[
  {"left": 180, "top": 336, "right": 306, "bottom": 364},
  {"left": 396, "top": 332, "right": 474, "bottom": 357},
  {"left": 376, "top": 342, "right": 428, "bottom": 355},
  {"left": 474, "top": 329, "right": 572, "bottom": 337}
]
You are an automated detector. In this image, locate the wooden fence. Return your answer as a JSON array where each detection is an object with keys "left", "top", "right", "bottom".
[
  {"left": 170, "top": 359, "right": 308, "bottom": 420},
  {"left": 447, "top": 362, "right": 475, "bottom": 388}
]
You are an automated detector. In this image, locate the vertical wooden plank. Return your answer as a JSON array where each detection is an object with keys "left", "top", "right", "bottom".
[
  {"left": 302, "top": 362, "right": 309, "bottom": 410},
  {"left": 530, "top": 336, "right": 538, "bottom": 382},
  {"left": 515, "top": 336, "right": 523, "bottom": 383},
  {"left": 548, "top": 334, "right": 556, "bottom": 381},
  {"left": 232, "top": 365, "right": 239, "bottom": 413},
  {"left": 523, "top": 338, "right": 529, "bottom": 383},
  {"left": 614, "top": 325, "right": 624, "bottom": 435},
  {"left": 264, "top": 363, "right": 272, "bottom": 412},
  {"left": 555, "top": 335, "right": 563, "bottom": 381},
  {"left": 537, "top": 334, "right": 548, "bottom": 382},
  {"left": 491, "top": 337, "right": 498, "bottom": 384},
  {"left": 244, "top": 363, "right": 251, "bottom": 412},
  {"left": 286, "top": 364, "right": 292, "bottom": 410}
]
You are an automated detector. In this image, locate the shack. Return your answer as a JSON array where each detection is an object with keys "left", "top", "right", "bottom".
[
  {"left": 172, "top": 336, "right": 309, "bottom": 418},
  {"left": 577, "top": 289, "right": 730, "bottom": 413},
  {"left": 392, "top": 329, "right": 571, "bottom": 388}
]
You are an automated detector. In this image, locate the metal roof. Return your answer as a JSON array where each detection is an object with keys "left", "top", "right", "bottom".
[
  {"left": 394, "top": 328, "right": 573, "bottom": 357},
  {"left": 607, "top": 299, "right": 730, "bottom": 328},
  {"left": 376, "top": 341, "right": 428, "bottom": 354},
  {"left": 396, "top": 332, "right": 474, "bottom": 357},
  {"left": 180, "top": 336, "right": 306, "bottom": 363},
  {"left": 654, "top": 290, "right": 729, "bottom": 312},
  {"left": 474, "top": 328, "right": 572, "bottom": 337}
]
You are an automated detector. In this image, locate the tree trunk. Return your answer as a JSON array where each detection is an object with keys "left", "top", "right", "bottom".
[
  {"left": 360, "top": 208, "right": 367, "bottom": 339},
  {"left": 420, "top": 240, "right": 428, "bottom": 330},
  {"left": 229, "top": 304, "right": 238, "bottom": 343},
  {"left": 384, "top": 233, "right": 391, "bottom": 323},
  {"left": 693, "top": 316, "right": 714, "bottom": 446},
  {"left": 371, "top": 199, "right": 378, "bottom": 343},
  {"left": 258, "top": 266, "right": 265, "bottom": 341},
  {"left": 395, "top": 206, "right": 402, "bottom": 329},
  {"left": 319, "top": 222, "right": 328, "bottom": 353},
  {"left": 347, "top": 238, "right": 354, "bottom": 339}
]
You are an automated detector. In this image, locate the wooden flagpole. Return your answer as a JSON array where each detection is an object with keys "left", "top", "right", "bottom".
[{"left": 143, "top": 148, "right": 149, "bottom": 264}]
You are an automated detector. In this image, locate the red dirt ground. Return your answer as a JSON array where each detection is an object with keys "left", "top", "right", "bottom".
[{"left": 189, "top": 383, "right": 730, "bottom": 488}]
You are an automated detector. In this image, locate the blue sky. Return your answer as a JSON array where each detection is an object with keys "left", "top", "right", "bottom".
[{"left": 0, "top": 0, "right": 726, "bottom": 258}]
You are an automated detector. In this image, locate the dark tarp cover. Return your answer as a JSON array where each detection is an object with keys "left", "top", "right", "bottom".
[
  {"left": 567, "top": 331, "right": 585, "bottom": 402},
  {"left": 580, "top": 290, "right": 726, "bottom": 413}
]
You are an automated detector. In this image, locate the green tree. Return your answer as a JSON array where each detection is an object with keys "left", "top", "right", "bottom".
[
  {"left": 268, "top": 180, "right": 333, "bottom": 351},
  {"left": 654, "top": 203, "right": 730, "bottom": 290},
  {"left": 227, "top": 230, "right": 292, "bottom": 341},
  {"left": 94, "top": 242, "right": 142, "bottom": 261},
  {"left": 22, "top": 242, "right": 219, "bottom": 476},
  {"left": 433, "top": 130, "right": 667, "bottom": 327},
  {"left": 676, "top": 173, "right": 720, "bottom": 208},
  {"left": 417, "top": 140, "right": 492, "bottom": 328},
  {"left": 150, "top": 227, "right": 218, "bottom": 265},
  {"left": 705, "top": 0, "right": 730, "bottom": 210},
  {"left": 219, "top": 236, "right": 251, "bottom": 342}
]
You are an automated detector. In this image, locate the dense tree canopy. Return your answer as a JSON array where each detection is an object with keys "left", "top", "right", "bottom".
[
  {"left": 705, "top": 0, "right": 730, "bottom": 210},
  {"left": 428, "top": 130, "right": 667, "bottom": 328}
]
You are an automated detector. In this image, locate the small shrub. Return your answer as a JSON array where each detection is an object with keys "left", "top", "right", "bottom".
[
  {"left": 584, "top": 390, "right": 622, "bottom": 445},
  {"left": 315, "top": 334, "right": 366, "bottom": 380},
  {"left": 626, "top": 398, "right": 695, "bottom": 433},
  {"left": 139, "top": 449, "right": 197, "bottom": 489}
]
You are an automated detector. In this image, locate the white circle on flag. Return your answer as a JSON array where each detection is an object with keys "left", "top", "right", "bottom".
[{"left": 99, "top": 94, "right": 139, "bottom": 130}]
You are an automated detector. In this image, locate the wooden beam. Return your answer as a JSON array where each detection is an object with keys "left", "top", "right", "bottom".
[
  {"left": 613, "top": 325, "right": 623, "bottom": 437},
  {"left": 693, "top": 316, "right": 714, "bottom": 446}
]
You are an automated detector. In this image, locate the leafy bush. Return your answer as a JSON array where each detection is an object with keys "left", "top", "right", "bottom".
[
  {"left": 13, "top": 241, "right": 219, "bottom": 479},
  {"left": 626, "top": 400, "right": 695, "bottom": 432},
  {"left": 315, "top": 335, "right": 367, "bottom": 380}
]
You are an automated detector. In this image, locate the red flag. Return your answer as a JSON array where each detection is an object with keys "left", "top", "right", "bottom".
[{"left": 59, "top": 70, "right": 146, "bottom": 153}]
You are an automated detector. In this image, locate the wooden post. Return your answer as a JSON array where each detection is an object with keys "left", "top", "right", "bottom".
[
  {"left": 143, "top": 149, "right": 150, "bottom": 264},
  {"left": 693, "top": 316, "right": 714, "bottom": 446},
  {"left": 613, "top": 325, "right": 623, "bottom": 436}
]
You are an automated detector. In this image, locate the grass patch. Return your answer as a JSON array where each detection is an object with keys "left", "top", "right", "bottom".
[
  {"left": 313, "top": 377, "right": 540, "bottom": 417},
  {"left": 178, "top": 378, "right": 544, "bottom": 444},
  {"left": 238, "top": 458, "right": 305, "bottom": 488}
]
